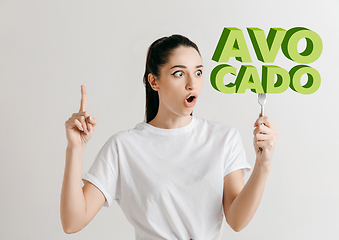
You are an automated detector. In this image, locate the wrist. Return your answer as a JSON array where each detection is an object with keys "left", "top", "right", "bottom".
[
  {"left": 253, "top": 160, "right": 271, "bottom": 175},
  {"left": 66, "top": 143, "right": 86, "bottom": 152}
]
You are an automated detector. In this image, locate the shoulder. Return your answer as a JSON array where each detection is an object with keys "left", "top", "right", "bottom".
[
  {"left": 104, "top": 121, "right": 146, "bottom": 145},
  {"left": 194, "top": 116, "right": 239, "bottom": 137}
]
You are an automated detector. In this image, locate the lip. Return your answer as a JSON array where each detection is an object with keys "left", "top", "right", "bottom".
[
  {"left": 184, "top": 93, "right": 198, "bottom": 108},
  {"left": 185, "top": 93, "right": 197, "bottom": 99}
]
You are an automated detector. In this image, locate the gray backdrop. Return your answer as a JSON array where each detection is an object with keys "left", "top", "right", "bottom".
[{"left": 1, "top": 0, "right": 338, "bottom": 239}]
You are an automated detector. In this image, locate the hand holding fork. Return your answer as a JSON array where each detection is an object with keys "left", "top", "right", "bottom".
[{"left": 253, "top": 93, "right": 278, "bottom": 169}]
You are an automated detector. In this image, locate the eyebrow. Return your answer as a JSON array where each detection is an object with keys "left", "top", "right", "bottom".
[{"left": 170, "top": 64, "right": 204, "bottom": 69}]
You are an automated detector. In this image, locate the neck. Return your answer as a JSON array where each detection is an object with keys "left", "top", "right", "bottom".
[{"left": 148, "top": 114, "right": 193, "bottom": 129}]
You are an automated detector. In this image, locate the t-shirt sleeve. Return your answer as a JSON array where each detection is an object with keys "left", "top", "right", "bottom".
[
  {"left": 223, "top": 127, "right": 251, "bottom": 178},
  {"left": 82, "top": 136, "right": 119, "bottom": 207}
]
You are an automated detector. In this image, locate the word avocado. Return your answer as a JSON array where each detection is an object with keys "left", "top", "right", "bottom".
[{"left": 210, "top": 27, "right": 322, "bottom": 94}]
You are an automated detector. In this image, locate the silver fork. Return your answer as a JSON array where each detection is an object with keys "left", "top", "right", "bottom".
[
  {"left": 258, "top": 93, "right": 267, "bottom": 117},
  {"left": 257, "top": 93, "right": 267, "bottom": 152}
]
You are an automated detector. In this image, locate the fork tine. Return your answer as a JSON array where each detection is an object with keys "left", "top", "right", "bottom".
[
  {"left": 258, "top": 93, "right": 266, "bottom": 104},
  {"left": 258, "top": 93, "right": 267, "bottom": 117}
]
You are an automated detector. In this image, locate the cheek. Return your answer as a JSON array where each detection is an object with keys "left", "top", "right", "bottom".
[
  {"left": 198, "top": 78, "right": 204, "bottom": 90},
  {"left": 162, "top": 85, "right": 182, "bottom": 105},
  {"left": 160, "top": 84, "right": 178, "bottom": 100}
]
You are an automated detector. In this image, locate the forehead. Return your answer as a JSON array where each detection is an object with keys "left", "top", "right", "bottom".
[{"left": 166, "top": 46, "right": 202, "bottom": 67}]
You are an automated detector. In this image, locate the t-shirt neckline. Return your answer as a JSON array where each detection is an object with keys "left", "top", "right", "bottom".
[{"left": 140, "top": 116, "right": 197, "bottom": 135}]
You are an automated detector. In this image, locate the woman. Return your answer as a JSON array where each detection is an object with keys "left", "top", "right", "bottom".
[{"left": 61, "top": 35, "right": 278, "bottom": 239}]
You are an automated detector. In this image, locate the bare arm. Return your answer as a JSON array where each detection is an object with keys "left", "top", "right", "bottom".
[
  {"left": 223, "top": 116, "right": 278, "bottom": 232},
  {"left": 60, "top": 85, "right": 105, "bottom": 234},
  {"left": 60, "top": 146, "right": 106, "bottom": 234},
  {"left": 223, "top": 163, "right": 270, "bottom": 232}
]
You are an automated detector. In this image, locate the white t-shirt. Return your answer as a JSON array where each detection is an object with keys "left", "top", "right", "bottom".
[{"left": 82, "top": 116, "right": 251, "bottom": 240}]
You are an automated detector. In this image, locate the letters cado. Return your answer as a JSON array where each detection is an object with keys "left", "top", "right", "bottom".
[{"left": 210, "top": 27, "right": 323, "bottom": 94}]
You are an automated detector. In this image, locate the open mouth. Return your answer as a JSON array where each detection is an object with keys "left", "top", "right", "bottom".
[{"left": 186, "top": 96, "right": 195, "bottom": 103}]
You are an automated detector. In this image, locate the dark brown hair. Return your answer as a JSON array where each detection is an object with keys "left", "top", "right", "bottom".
[{"left": 143, "top": 34, "right": 201, "bottom": 123}]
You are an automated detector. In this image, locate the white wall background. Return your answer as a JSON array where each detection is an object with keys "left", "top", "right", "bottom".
[{"left": 1, "top": 0, "right": 338, "bottom": 239}]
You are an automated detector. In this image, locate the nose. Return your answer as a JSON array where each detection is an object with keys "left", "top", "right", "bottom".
[{"left": 185, "top": 74, "right": 196, "bottom": 90}]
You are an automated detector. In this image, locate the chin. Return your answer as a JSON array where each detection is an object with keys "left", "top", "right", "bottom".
[
  {"left": 175, "top": 108, "right": 194, "bottom": 117},
  {"left": 185, "top": 111, "right": 194, "bottom": 117}
]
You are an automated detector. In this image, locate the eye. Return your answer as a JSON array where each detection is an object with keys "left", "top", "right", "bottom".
[
  {"left": 195, "top": 70, "right": 202, "bottom": 76},
  {"left": 172, "top": 71, "right": 183, "bottom": 77}
]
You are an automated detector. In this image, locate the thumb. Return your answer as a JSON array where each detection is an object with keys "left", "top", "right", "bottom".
[{"left": 87, "top": 115, "right": 97, "bottom": 125}]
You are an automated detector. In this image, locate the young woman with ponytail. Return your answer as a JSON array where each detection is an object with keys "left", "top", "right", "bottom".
[{"left": 61, "top": 34, "right": 278, "bottom": 239}]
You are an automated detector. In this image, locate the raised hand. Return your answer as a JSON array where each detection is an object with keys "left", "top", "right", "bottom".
[
  {"left": 65, "top": 85, "right": 97, "bottom": 149},
  {"left": 253, "top": 115, "right": 278, "bottom": 169}
]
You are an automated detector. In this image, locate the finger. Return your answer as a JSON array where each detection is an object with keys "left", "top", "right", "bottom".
[
  {"left": 254, "top": 116, "right": 267, "bottom": 126},
  {"left": 78, "top": 115, "right": 89, "bottom": 134},
  {"left": 85, "top": 118, "right": 92, "bottom": 134},
  {"left": 87, "top": 123, "right": 92, "bottom": 133},
  {"left": 85, "top": 118, "right": 92, "bottom": 133},
  {"left": 87, "top": 115, "right": 93, "bottom": 123},
  {"left": 254, "top": 116, "right": 272, "bottom": 128},
  {"left": 79, "top": 84, "right": 87, "bottom": 112},
  {"left": 87, "top": 116, "right": 94, "bottom": 132},
  {"left": 77, "top": 112, "right": 92, "bottom": 133},
  {"left": 87, "top": 115, "right": 97, "bottom": 125},
  {"left": 254, "top": 141, "right": 266, "bottom": 152},
  {"left": 254, "top": 133, "right": 271, "bottom": 141},
  {"left": 84, "top": 116, "right": 93, "bottom": 133},
  {"left": 253, "top": 124, "right": 270, "bottom": 135},
  {"left": 78, "top": 111, "right": 90, "bottom": 119},
  {"left": 74, "top": 119, "right": 84, "bottom": 131}
]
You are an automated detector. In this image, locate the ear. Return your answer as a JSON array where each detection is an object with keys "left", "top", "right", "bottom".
[{"left": 148, "top": 73, "right": 159, "bottom": 91}]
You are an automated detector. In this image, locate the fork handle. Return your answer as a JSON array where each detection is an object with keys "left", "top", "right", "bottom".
[
  {"left": 259, "top": 106, "right": 264, "bottom": 153},
  {"left": 260, "top": 105, "right": 264, "bottom": 117}
]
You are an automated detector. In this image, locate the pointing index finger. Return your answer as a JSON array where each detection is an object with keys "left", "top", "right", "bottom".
[{"left": 80, "top": 84, "right": 87, "bottom": 112}]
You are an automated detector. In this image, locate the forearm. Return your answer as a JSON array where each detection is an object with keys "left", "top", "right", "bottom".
[
  {"left": 224, "top": 160, "right": 270, "bottom": 232},
  {"left": 60, "top": 145, "right": 87, "bottom": 233}
]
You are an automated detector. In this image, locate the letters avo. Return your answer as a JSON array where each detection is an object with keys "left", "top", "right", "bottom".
[{"left": 210, "top": 27, "right": 322, "bottom": 94}]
